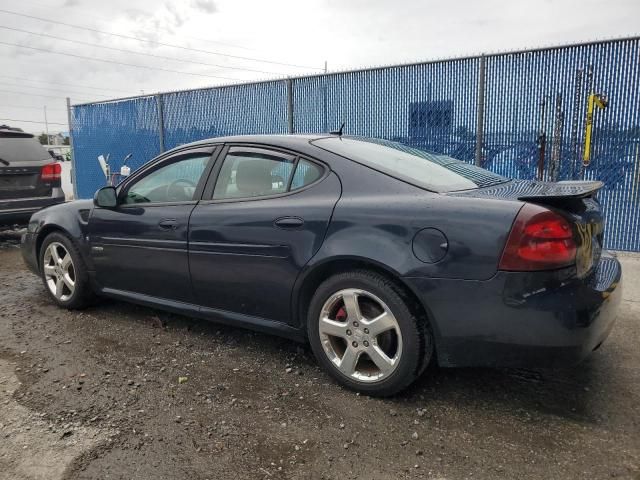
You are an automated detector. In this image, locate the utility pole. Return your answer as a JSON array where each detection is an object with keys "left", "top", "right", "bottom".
[
  {"left": 324, "top": 60, "right": 327, "bottom": 73},
  {"left": 44, "top": 105, "right": 49, "bottom": 145}
]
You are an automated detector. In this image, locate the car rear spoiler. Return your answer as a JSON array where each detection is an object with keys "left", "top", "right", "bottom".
[{"left": 516, "top": 181, "right": 604, "bottom": 201}]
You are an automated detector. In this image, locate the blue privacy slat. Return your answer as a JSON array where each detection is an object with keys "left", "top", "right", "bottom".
[
  {"left": 162, "top": 81, "right": 288, "bottom": 150},
  {"left": 481, "top": 40, "right": 640, "bottom": 251},
  {"left": 292, "top": 59, "right": 480, "bottom": 162},
  {"left": 71, "top": 38, "right": 640, "bottom": 251},
  {"left": 71, "top": 96, "right": 161, "bottom": 199}
]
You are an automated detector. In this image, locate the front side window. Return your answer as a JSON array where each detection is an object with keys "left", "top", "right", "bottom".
[
  {"left": 123, "top": 154, "right": 210, "bottom": 204},
  {"left": 213, "top": 150, "right": 295, "bottom": 200}
]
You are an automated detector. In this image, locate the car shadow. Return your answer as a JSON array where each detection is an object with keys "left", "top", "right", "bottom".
[
  {"left": 402, "top": 357, "right": 608, "bottom": 424},
  {"left": 90, "top": 298, "right": 612, "bottom": 425}
]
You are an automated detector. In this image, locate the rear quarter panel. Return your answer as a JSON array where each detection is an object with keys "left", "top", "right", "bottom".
[{"left": 308, "top": 157, "right": 524, "bottom": 280}]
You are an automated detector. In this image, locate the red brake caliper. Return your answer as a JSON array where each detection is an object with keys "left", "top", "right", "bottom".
[{"left": 335, "top": 306, "right": 347, "bottom": 322}]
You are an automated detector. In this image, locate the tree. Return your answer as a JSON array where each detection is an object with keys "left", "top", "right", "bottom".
[{"left": 38, "top": 133, "right": 48, "bottom": 145}]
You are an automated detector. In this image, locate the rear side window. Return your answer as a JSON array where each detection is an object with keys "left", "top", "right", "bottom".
[
  {"left": 213, "top": 150, "right": 295, "bottom": 199},
  {"left": 291, "top": 159, "right": 323, "bottom": 190}
]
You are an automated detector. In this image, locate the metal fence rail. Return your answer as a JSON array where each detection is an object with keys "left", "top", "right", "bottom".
[{"left": 70, "top": 36, "right": 640, "bottom": 251}]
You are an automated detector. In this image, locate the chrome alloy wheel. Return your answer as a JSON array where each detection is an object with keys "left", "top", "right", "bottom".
[
  {"left": 43, "top": 242, "right": 75, "bottom": 302},
  {"left": 318, "top": 288, "right": 403, "bottom": 383}
]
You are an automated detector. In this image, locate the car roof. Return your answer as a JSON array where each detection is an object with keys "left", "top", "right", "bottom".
[
  {"left": 167, "top": 134, "right": 333, "bottom": 154},
  {"left": 0, "top": 126, "right": 34, "bottom": 139}
]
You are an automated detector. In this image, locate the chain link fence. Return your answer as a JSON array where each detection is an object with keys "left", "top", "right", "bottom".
[{"left": 70, "top": 37, "right": 640, "bottom": 251}]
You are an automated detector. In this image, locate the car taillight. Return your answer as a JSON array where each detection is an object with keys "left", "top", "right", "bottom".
[
  {"left": 499, "top": 203, "right": 576, "bottom": 271},
  {"left": 41, "top": 163, "right": 61, "bottom": 181}
]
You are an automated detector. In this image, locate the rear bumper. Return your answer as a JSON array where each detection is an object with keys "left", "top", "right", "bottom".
[
  {"left": 405, "top": 251, "right": 622, "bottom": 368},
  {"left": 0, "top": 191, "right": 65, "bottom": 225}
]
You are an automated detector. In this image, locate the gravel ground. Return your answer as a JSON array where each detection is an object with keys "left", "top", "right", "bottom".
[{"left": 0, "top": 235, "right": 638, "bottom": 480}]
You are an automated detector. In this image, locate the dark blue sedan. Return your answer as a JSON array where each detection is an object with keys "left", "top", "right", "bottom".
[{"left": 20, "top": 135, "right": 622, "bottom": 396}]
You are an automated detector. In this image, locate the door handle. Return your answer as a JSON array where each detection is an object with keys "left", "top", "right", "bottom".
[
  {"left": 274, "top": 216, "right": 304, "bottom": 229},
  {"left": 158, "top": 219, "right": 179, "bottom": 230}
]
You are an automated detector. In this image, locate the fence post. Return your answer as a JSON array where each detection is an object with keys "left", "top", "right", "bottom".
[
  {"left": 286, "top": 78, "right": 294, "bottom": 134},
  {"left": 66, "top": 97, "right": 78, "bottom": 199},
  {"left": 475, "top": 55, "right": 487, "bottom": 166},
  {"left": 569, "top": 69, "right": 584, "bottom": 179},
  {"left": 156, "top": 94, "right": 166, "bottom": 153}
]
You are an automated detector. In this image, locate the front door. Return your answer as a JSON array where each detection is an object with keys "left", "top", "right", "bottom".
[
  {"left": 188, "top": 145, "right": 342, "bottom": 325},
  {"left": 89, "top": 147, "right": 217, "bottom": 302}
]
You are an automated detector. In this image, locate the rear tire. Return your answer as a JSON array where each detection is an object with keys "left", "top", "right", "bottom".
[
  {"left": 307, "top": 270, "right": 433, "bottom": 396},
  {"left": 39, "top": 232, "right": 94, "bottom": 309}
]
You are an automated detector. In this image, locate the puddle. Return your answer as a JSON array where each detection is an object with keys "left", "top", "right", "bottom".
[{"left": 0, "top": 359, "right": 108, "bottom": 480}]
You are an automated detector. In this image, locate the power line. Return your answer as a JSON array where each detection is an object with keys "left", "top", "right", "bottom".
[
  {"left": 0, "top": 89, "right": 90, "bottom": 101},
  {"left": 0, "top": 8, "right": 321, "bottom": 71},
  {"left": 0, "top": 74, "right": 132, "bottom": 95},
  {"left": 18, "top": 0, "right": 256, "bottom": 53},
  {"left": 176, "top": 33, "right": 255, "bottom": 52},
  {"left": 0, "top": 41, "right": 239, "bottom": 81},
  {"left": 0, "top": 25, "right": 281, "bottom": 76},
  {"left": 0, "top": 117, "right": 67, "bottom": 125},
  {"left": 0, "top": 104, "right": 66, "bottom": 111},
  {"left": 0, "top": 80, "right": 112, "bottom": 98}
]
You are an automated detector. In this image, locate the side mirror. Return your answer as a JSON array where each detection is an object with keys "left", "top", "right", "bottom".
[{"left": 94, "top": 186, "right": 118, "bottom": 208}]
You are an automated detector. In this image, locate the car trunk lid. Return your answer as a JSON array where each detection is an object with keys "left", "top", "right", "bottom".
[{"left": 451, "top": 179, "right": 604, "bottom": 277}]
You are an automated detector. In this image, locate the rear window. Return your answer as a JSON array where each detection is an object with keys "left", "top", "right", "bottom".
[
  {"left": 311, "top": 136, "right": 507, "bottom": 192},
  {"left": 0, "top": 134, "right": 52, "bottom": 164}
]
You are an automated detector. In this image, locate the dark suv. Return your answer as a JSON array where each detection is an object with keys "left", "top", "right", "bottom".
[{"left": 0, "top": 125, "right": 65, "bottom": 226}]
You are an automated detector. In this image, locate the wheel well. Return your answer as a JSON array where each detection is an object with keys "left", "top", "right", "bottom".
[
  {"left": 35, "top": 226, "right": 67, "bottom": 268},
  {"left": 296, "top": 258, "right": 431, "bottom": 335}
]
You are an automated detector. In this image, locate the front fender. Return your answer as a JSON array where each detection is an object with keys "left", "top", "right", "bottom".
[{"left": 28, "top": 200, "right": 94, "bottom": 271}]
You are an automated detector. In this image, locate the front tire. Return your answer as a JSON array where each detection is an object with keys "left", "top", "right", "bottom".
[
  {"left": 307, "top": 270, "right": 433, "bottom": 396},
  {"left": 39, "top": 232, "right": 94, "bottom": 309}
]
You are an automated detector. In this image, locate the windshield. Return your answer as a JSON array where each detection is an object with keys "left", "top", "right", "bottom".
[{"left": 311, "top": 136, "right": 508, "bottom": 192}]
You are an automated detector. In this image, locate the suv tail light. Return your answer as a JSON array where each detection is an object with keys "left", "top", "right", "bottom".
[
  {"left": 499, "top": 203, "right": 576, "bottom": 271},
  {"left": 41, "top": 163, "right": 62, "bottom": 181}
]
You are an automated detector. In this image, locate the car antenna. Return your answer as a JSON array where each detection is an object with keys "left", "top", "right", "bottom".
[{"left": 329, "top": 122, "right": 345, "bottom": 136}]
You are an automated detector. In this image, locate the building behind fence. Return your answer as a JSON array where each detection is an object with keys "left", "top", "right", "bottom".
[{"left": 70, "top": 37, "right": 640, "bottom": 251}]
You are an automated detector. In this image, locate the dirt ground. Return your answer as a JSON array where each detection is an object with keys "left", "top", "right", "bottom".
[{"left": 0, "top": 233, "right": 638, "bottom": 480}]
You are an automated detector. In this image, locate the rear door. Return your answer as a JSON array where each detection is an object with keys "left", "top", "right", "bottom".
[
  {"left": 89, "top": 146, "right": 219, "bottom": 302},
  {"left": 188, "top": 145, "right": 341, "bottom": 325},
  {"left": 0, "top": 129, "right": 56, "bottom": 200}
]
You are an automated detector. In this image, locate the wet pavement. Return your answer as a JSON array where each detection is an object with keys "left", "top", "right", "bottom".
[{"left": 0, "top": 242, "right": 638, "bottom": 480}]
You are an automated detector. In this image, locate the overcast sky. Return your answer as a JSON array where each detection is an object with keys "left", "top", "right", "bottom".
[{"left": 1, "top": 0, "right": 638, "bottom": 134}]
